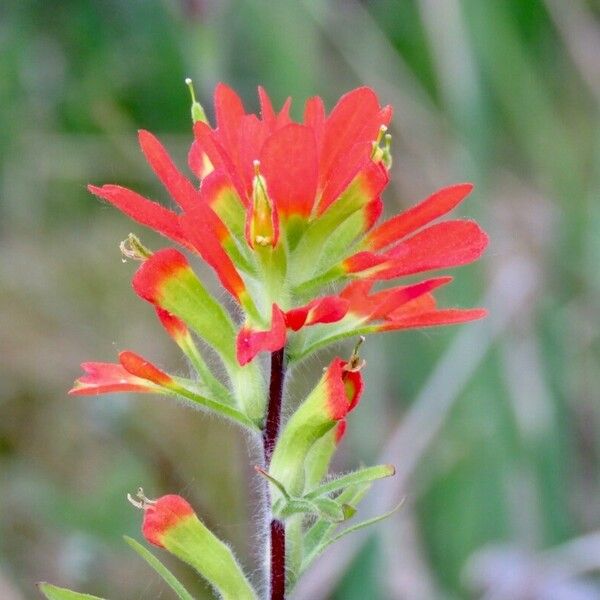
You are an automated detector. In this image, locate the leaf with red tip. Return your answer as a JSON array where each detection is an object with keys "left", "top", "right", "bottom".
[
  {"left": 138, "top": 130, "right": 198, "bottom": 211},
  {"left": 319, "top": 88, "right": 391, "bottom": 189},
  {"left": 69, "top": 361, "right": 159, "bottom": 396},
  {"left": 236, "top": 305, "right": 287, "bottom": 366},
  {"left": 88, "top": 185, "right": 189, "bottom": 247},
  {"left": 139, "top": 494, "right": 257, "bottom": 599},
  {"left": 285, "top": 296, "right": 349, "bottom": 331},
  {"left": 132, "top": 249, "right": 237, "bottom": 363},
  {"left": 260, "top": 124, "right": 318, "bottom": 217},
  {"left": 364, "top": 183, "right": 475, "bottom": 251},
  {"left": 196, "top": 171, "right": 253, "bottom": 271},
  {"left": 269, "top": 357, "right": 363, "bottom": 497},
  {"left": 142, "top": 495, "right": 195, "bottom": 548}
]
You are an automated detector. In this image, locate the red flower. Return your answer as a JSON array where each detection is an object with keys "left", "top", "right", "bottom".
[
  {"left": 69, "top": 351, "right": 173, "bottom": 396},
  {"left": 87, "top": 84, "right": 487, "bottom": 367}
]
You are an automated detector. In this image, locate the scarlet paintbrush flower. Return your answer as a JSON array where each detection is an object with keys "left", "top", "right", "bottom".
[
  {"left": 56, "top": 83, "right": 489, "bottom": 600},
  {"left": 129, "top": 490, "right": 257, "bottom": 599},
  {"left": 87, "top": 84, "right": 487, "bottom": 368}
]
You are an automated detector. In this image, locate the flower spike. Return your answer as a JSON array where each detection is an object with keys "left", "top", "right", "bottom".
[{"left": 67, "top": 83, "right": 489, "bottom": 600}]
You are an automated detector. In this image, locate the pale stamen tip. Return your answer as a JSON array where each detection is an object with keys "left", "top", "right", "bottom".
[
  {"left": 127, "top": 486, "right": 156, "bottom": 510},
  {"left": 184, "top": 77, "right": 193, "bottom": 86}
]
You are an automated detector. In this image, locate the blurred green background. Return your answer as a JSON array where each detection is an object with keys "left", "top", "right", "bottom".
[{"left": 1, "top": 0, "right": 599, "bottom": 598}]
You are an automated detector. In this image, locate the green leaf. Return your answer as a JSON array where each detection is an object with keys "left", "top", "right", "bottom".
[
  {"left": 269, "top": 369, "right": 341, "bottom": 497},
  {"left": 311, "top": 497, "right": 347, "bottom": 522},
  {"left": 303, "top": 499, "right": 406, "bottom": 571},
  {"left": 38, "top": 583, "right": 106, "bottom": 600},
  {"left": 276, "top": 496, "right": 347, "bottom": 522},
  {"left": 152, "top": 258, "right": 238, "bottom": 365},
  {"left": 328, "top": 499, "right": 405, "bottom": 546},
  {"left": 301, "top": 483, "right": 371, "bottom": 574},
  {"left": 124, "top": 536, "right": 195, "bottom": 600},
  {"left": 160, "top": 511, "right": 257, "bottom": 600},
  {"left": 304, "top": 464, "right": 396, "bottom": 500}
]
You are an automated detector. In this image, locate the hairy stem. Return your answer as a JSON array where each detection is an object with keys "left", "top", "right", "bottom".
[{"left": 263, "top": 348, "right": 286, "bottom": 600}]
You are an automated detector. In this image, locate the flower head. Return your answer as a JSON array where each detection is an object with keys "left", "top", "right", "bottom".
[{"left": 85, "top": 84, "right": 487, "bottom": 369}]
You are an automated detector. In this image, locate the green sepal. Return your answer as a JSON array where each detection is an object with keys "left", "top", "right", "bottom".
[
  {"left": 285, "top": 515, "right": 303, "bottom": 590},
  {"left": 124, "top": 536, "right": 194, "bottom": 600},
  {"left": 288, "top": 320, "right": 375, "bottom": 363},
  {"left": 275, "top": 496, "right": 348, "bottom": 523},
  {"left": 304, "top": 464, "right": 396, "bottom": 500},
  {"left": 153, "top": 262, "right": 237, "bottom": 365},
  {"left": 254, "top": 242, "right": 288, "bottom": 309},
  {"left": 297, "top": 210, "right": 366, "bottom": 300},
  {"left": 269, "top": 371, "right": 338, "bottom": 498},
  {"left": 161, "top": 513, "right": 257, "bottom": 600},
  {"left": 298, "top": 483, "right": 371, "bottom": 574},
  {"left": 38, "top": 583, "right": 106, "bottom": 600},
  {"left": 210, "top": 186, "right": 247, "bottom": 241},
  {"left": 151, "top": 261, "right": 266, "bottom": 422},
  {"left": 228, "top": 362, "right": 266, "bottom": 426},
  {"left": 323, "top": 499, "right": 405, "bottom": 548},
  {"left": 290, "top": 174, "right": 379, "bottom": 285},
  {"left": 301, "top": 483, "right": 371, "bottom": 575},
  {"left": 304, "top": 427, "right": 339, "bottom": 490}
]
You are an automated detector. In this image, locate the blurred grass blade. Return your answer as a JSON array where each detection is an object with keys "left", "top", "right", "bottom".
[
  {"left": 124, "top": 536, "right": 195, "bottom": 600},
  {"left": 38, "top": 583, "right": 106, "bottom": 600}
]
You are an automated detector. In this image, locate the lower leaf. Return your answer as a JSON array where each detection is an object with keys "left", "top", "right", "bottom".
[
  {"left": 124, "top": 536, "right": 194, "bottom": 600},
  {"left": 38, "top": 584, "right": 106, "bottom": 600}
]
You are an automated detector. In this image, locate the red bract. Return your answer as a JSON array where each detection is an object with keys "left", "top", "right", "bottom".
[
  {"left": 86, "top": 84, "right": 488, "bottom": 367},
  {"left": 141, "top": 494, "right": 195, "bottom": 548},
  {"left": 70, "top": 352, "right": 173, "bottom": 396}
]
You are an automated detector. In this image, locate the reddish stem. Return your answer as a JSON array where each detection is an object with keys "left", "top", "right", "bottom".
[
  {"left": 270, "top": 519, "right": 286, "bottom": 600},
  {"left": 263, "top": 348, "right": 286, "bottom": 600}
]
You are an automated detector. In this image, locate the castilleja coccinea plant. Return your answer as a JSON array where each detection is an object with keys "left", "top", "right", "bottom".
[{"left": 40, "top": 82, "right": 488, "bottom": 600}]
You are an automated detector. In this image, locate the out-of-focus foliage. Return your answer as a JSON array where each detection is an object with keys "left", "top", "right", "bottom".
[{"left": 1, "top": 0, "right": 598, "bottom": 598}]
